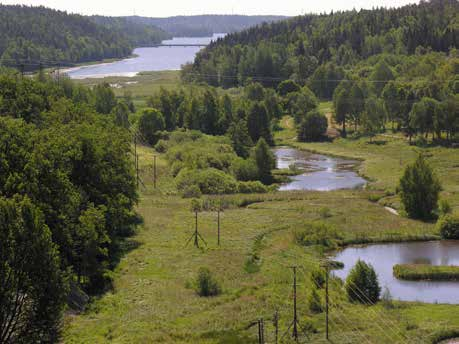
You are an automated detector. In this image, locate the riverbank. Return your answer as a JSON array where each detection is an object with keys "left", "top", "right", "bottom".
[
  {"left": 394, "top": 264, "right": 459, "bottom": 281},
  {"left": 276, "top": 111, "right": 459, "bottom": 215}
]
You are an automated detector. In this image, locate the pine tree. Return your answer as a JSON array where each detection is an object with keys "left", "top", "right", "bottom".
[
  {"left": 345, "top": 260, "right": 381, "bottom": 304},
  {"left": 253, "top": 138, "right": 275, "bottom": 184}
]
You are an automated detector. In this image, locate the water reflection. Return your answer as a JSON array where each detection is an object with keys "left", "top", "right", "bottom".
[
  {"left": 274, "top": 147, "right": 366, "bottom": 191},
  {"left": 333, "top": 241, "right": 459, "bottom": 304}
]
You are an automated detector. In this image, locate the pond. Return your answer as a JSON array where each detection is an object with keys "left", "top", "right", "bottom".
[
  {"left": 65, "top": 34, "right": 225, "bottom": 79},
  {"left": 333, "top": 241, "right": 459, "bottom": 304},
  {"left": 274, "top": 147, "right": 366, "bottom": 191}
]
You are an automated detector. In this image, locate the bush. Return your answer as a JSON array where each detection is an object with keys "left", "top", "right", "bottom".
[
  {"left": 176, "top": 168, "right": 238, "bottom": 195},
  {"left": 232, "top": 158, "right": 259, "bottom": 181},
  {"left": 308, "top": 287, "right": 323, "bottom": 313},
  {"left": 438, "top": 199, "right": 452, "bottom": 216},
  {"left": 237, "top": 181, "right": 269, "bottom": 194},
  {"left": 154, "top": 139, "right": 168, "bottom": 153},
  {"left": 297, "top": 110, "right": 328, "bottom": 142},
  {"left": 294, "top": 222, "right": 342, "bottom": 249},
  {"left": 399, "top": 154, "right": 441, "bottom": 220},
  {"left": 181, "top": 184, "right": 202, "bottom": 198},
  {"left": 345, "top": 260, "right": 381, "bottom": 304},
  {"left": 138, "top": 108, "right": 166, "bottom": 146},
  {"left": 437, "top": 215, "right": 459, "bottom": 239},
  {"left": 195, "top": 268, "right": 221, "bottom": 297},
  {"left": 311, "top": 269, "right": 325, "bottom": 288}
]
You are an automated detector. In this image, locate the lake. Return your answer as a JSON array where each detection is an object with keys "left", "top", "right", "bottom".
[
  {"left": 274, "top": 147, "right": 366, "bottom": 191},
  {"left": 65, "top": 34, "right": 225, "bottom": 79},
  {"left": 333, "top": 241, "right": 459, "bottom": 304}
]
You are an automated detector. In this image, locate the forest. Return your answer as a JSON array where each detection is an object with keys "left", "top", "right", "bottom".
[
  {"left": 0, "top": 5, "right": 137, "bottom": 68},
  {"left": 0, "top": 70, "right": 137, "bottom": 342},
  {"left": 124, "top": 15, "right": 287, "bottom": 38},
  {"left": 185, "top": 0, "right": 458, "bottom": 142}
]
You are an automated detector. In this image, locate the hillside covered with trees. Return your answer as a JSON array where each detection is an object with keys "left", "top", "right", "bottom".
[
  {"left": 91, "top": 16, "right": 172, "bottom": 47},
  {"left": 0, "top": 5, "right": 137, "bottom": 68},
  {"left": 124, "top": 15, "right": 288, "bottom": 37}
]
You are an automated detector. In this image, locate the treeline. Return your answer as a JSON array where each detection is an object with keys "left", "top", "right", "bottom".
[
  {"left": 125, "top": 15, "right": 287, "bottom": 38},
  {"left": 0, "top": 70, "right": 137, "bottom": 342},
  {"left": 91, "top": 16, "right": 171, "bottom": 47},
  {"left": 186, "top": 0, "right": 457, "bottom": 88}
]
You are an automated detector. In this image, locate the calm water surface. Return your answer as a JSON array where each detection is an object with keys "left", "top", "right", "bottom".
[
  {"left": 66, "top": 34, "right": 225, "bottom": 79},
  {"left": 333, "top": 241, "right": 459, "bottom": 304},
  {"left": 274, "top": 147, "right": 366, "bottom": 191}
]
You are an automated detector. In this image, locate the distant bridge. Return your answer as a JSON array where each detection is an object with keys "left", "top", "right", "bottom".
[{"left": 151, "top": 44, "right": 208, "bottom": 48}]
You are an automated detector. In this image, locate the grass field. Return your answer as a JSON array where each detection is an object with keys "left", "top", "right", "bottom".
[
  {"left": 394, "top": 264, "right": 459, "bottom": 281},
  {"left": 64, "top": 134, "right": 459, "bottom": 343}
]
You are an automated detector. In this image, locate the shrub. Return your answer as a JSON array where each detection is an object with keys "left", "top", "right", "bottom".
[
  {"left": 311, "top": 269, "right": 325, "bottom": 288},
  {"left": 232, "top": 158, "right": 259, "bottom": 181},
  {"left": 345, "top": 260, "right": 381, "bottom": 304},
  {"left": 154, "top": 139, "right": 168, "bottom": 153},
  {"left": 297, "top": 110, "right": 328, "bottom": 142},
  {"left": 294, "top": 222, "right": 342, "bottom": 249},
  {"left": 438, "top": 199, "right": 452, "bottom": 216},
  {"left": 437, "top": 215, "right": 459, "bottom": 239},
  {"left": 318, "top": 207, "right": 332, "bottom": 218},
  {"left": 195, "top": 268, "right": 221, "bottom": 297},
  {"left": 253, "top": 138, "right": 275, "bottom": 184},
  {"left": 398, "top": 154, "right": 441, "bottom": 220},
  {"left": 176, "top": 168, "right": 238, "bottom": 195},
  {"left": 237, "top": 181, "right": 269, "bottom": 194},
  {"left": 307, "top": 287, "right": 323, "bottom": 313},
  {"left": 181, "top": 184, "right": 202, "bottom": 198},
  {"left": 381, "top": 287, "right": 394, "bottom": 309}
]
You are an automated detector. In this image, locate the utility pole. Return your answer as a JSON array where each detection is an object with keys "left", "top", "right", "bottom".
[
  {"left": 273, "top": 310, "right": 279, "bottom": 344},
  {"left": 20, "top": 63, "right": 24, "bottom": 77},
  {"left": 136, "top": 153, "right": 139, "bottom": 189},
  {"left": 292, "top": 266, "right": 298, "bottom": 342},
  {"left": 153, "top": 155, "right": 157, "bottom": 189},
  {"left": 217, "top": 208, "right": 221, "bottom": 246},
  {"left": 258, "top": 318, "right": 264, "bottom": 344},
  {"left": 185, "top": 205, "right": 207, "bottom": 248},
  {"left": 325, "top": 264, "right": 330, "bottom": 341}
]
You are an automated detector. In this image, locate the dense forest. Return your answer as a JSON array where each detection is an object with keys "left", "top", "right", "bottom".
[
  {"left": 187, "top": 0, "right": 457, "bottom": 87},
  {"left": 0, "top": 70, "right": 138, "bottom": 342},
  {"left": 124, "top": 15, "right": 287, "bottom": 37},
  {"left": 91, "top": 16, "right": 172, "bottom": 47},
  {"left": 0, "top": 5, "right": 135, "bottom": 68},
  {"left": 185, "top": 0, "right": 458, "bottom": 142}
]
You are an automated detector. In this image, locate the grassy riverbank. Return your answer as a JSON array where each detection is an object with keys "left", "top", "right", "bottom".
[
  {"left": 394, "top": 264, "right": 459, "bottom": 281},
  {"left": 277, "top": 110, "right": 459, "bottom": 215},
  {"left": 63, "top": 141, "right": 459, "bottom": 343}
]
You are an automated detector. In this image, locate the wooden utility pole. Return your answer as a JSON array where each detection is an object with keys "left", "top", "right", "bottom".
[
  {"left": 153, "top": 155, "right": 157, "bottom": 189},
  {"left": 185, "top": 208, "right": 207, "bottom": 248},
  {"left": 258, "top": 318, "right": 264, "bottom": 344},
  {"left": 136, "top": 153, "right": 139, "bottom": 189},
  {"left": 273, "top": 310, "right": 279, "bottom": 344},
  {"left": 325, "top": 264, "right": 330, "bottom": 341},
  {"left": 292, "top": 266, "right": 298, "bottom": 342},
  {"left": 217, "top": 208, "right": 221, "bottom": 246}
]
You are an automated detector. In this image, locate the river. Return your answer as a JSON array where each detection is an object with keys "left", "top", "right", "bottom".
[
  {"left": 274, "top": 147, "right": 366, "bottom": 191},
  {"left": 65, "top": 34, "right": 225, "bottom": 79}
]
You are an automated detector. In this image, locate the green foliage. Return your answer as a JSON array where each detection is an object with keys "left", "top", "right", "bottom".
[
  {"left": 227, "top": 119, "right": 253, "bottom": 158},
  {"left": 393, "top": 264, "right": 459, "bottom": 281},
  {"left": 94, "top": 83, "right": 117, "bottom": 114},
  {"left": 232, "top": 158, "right": 259, "bottom": 181},
  {"left": 0, "top": 196, "right": 67, "bottom": 343},
  {"left": 253, "top": 138, "right": 275, "bottom": 184},
  {"left": 176, "top": 168, "right": 238, "bottom": 195},
  {"left": 369, "top": 60, "right": 395, "bottom": 96},
  {"left": 399, "top": 155, "right": 442, "bottom": 220},
  {"left": 247, "top": 102, "right": 273, "bottom": 145},
  {"left": 311, "top": 269, "right": 325, "bottom": 288},
  {"left": 113, "top": 101, "right": 130, "bottom": 128},
  {"left": 195, "top": 268, "right": 221, "bottom": 297},
  {"left": 0, "top": 5, "right": 133, "bottom": 67},
  {"left": 297, "top": 109, "right": 328, "bottom": 142},
  {"left": 138, "top": 108, "right": 166, "bottom": 146},
  {"left": 438, "top": 199, "right": 452, "bottom": 216},
  {"left": 294, "top": 222, "right": 342, "bottom": 249},
  {"left": 308, "top": 287, "right": 323, "bottom": 314},
  {"left": 345, "top": 260, "right": 381, "bottom": 304},
  {"left": 237, "top": 181, "right": 269, "bottom": 194},
  {"left": 277, "top": 80, "right": 301, "bottom": 96},
  {"left": 437, "top": 215, "right": 459, "bottom": 239}
]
